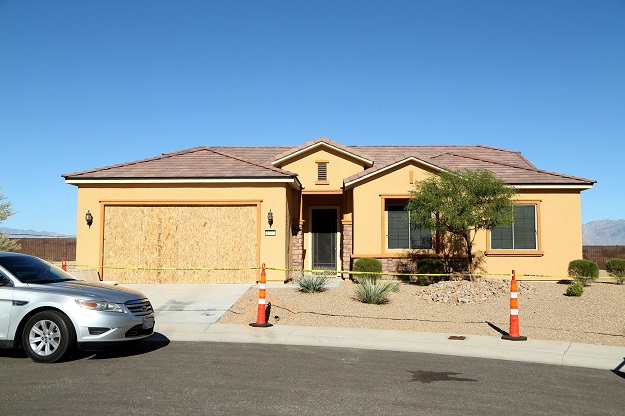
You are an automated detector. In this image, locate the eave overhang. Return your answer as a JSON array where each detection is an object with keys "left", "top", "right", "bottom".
[{"left": 64, "top": 177, "right": 304, "bottom": 190}]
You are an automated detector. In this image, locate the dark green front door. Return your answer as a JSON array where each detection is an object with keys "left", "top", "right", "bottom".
[{"left": 312, "top": 208, "right": 337, "bottom": 270}]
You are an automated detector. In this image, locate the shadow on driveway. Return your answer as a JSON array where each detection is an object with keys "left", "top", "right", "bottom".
[{"left": 69, "top": 332, "right": 171, "bottom": 361}]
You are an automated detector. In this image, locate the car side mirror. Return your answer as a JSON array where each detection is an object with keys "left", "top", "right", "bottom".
[{"left": 0, "top": 272, "right": 13, "bottom": 287}]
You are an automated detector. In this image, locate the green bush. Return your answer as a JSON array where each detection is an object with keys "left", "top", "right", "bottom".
[
  {"left": 354, "top": 277, "right": 399, "bottom": 304},
  {"left": 565, "top": 282, "right": 584, "bottom": 297},
  {"left": 295, "top": 272, "right": 331, "bottom": 293},
  {"left": 605, "top": 258, "right": 625, "bottom": 285},
  {"left": 567, "top": 259, "right": 599, "bottom": 287},
  {"left": 416, "top": 258, "right": 446, "bottom": 285},
  {"left": 352, "top": 257, "right": 383, "bottom": 282}
]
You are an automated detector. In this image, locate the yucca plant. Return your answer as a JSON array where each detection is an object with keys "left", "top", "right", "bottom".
[
  {"left": 295, "top": 272, "right": 331, "bottom": 293},
  {"left": 354, "top": 277, "right": 399, "bottom": 304}
]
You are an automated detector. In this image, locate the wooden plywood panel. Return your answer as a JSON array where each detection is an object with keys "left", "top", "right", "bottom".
[{"left": 103, "top": 205, "right": 257, "bottom": 283}]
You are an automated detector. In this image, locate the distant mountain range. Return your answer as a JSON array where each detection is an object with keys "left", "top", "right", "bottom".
[
  {"left": 1, "top": 222, "right": 623, "bottom": 245},
  {"left": 0, "top": 227, "right": 74, "bottom": 238},
  {"left": 582, "top": 220, "right": 625, "bottom": 245}
]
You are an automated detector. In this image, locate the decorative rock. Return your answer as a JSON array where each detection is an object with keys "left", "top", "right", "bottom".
[{"left": 415, "top": 279, "right": 534, "bottom": 304}]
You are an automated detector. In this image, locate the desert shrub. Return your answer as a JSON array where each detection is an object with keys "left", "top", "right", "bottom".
[
  {"left": 567, "top": 259, "right": 599, "bottom": 287},
  {"left": 295, "top": 272, "right": 331, "bottom": 293},
  {"left": 565, "top": 282, "right": 584, "bottom": 297},
  {"left": 605, "top": 258, "right": 625, "bottom": 285},
  {"left": 352, "top": 257, "right": 383, "bottom": 282},
  {"left": 354, "top": 277, "right": 399, "bottom": 304},
  {"left": 416, "top": 258, "right": 446, "bottom": 285}
]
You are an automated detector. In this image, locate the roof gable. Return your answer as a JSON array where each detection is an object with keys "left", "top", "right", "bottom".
[
  {"left": 344, "top": 155, "right": 443, "bottom": 188},
  {"left": 272, "top": 137, "right": 374, "bottom": 167}
]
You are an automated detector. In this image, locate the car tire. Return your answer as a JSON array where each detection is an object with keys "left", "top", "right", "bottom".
[{"left": 22, "top": 311, "right": 76, "bottom": 363}]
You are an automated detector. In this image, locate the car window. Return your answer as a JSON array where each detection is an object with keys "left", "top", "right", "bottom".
[{"left": 0, "top": 255, "right": 73, "bottom": 284}]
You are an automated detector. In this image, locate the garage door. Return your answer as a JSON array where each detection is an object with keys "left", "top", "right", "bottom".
[{"left": 102, "top": 205, "right": 258, "bottom": 284}]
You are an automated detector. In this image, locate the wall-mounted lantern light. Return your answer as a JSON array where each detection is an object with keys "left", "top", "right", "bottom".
[
  {"left": 85, "top": 210, "right": 93, "bottom": 228},
  {"left": 267, "top": 209, "right": 273, "bottom": 228}
]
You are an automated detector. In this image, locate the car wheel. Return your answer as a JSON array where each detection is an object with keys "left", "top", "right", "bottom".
[{"left": 22, "top": 311, "right": 75, "bottom": 363}]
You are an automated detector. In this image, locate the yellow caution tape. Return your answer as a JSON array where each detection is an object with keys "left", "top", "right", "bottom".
[{"left": 55, "top": 262, "right": 578, "bottom": 281}]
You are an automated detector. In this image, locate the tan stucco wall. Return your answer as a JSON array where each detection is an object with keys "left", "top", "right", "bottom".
[
  {"left": 350, "top": 161, "right": 585, "bottom": 279},
  {"left": 481, "top": 190, "right": 583, "bottom": 278},
  {"left": 73, "top": 183, "right": 292, "bottom": 282},
  {"left": 352, "top": 161, "right": 437, "bottom": 256}
]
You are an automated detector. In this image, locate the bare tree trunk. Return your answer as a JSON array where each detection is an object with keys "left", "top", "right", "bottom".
[{"left": 463, "top": 232, "right": 474, "bottom": 281}]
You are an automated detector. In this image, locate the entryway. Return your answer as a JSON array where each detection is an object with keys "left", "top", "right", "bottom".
[{"left": 311, "top": 208, "right": 338, "bottom": 271}]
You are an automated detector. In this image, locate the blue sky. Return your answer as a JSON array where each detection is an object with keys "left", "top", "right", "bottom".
[{"left": 1, "top": 0, "right": 624, "bottom": 236}]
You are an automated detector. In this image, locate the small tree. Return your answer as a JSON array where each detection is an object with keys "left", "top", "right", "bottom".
[
  {"left": 352, "top": 257, "right": 383, "bottom": 282},
  {"left": 567, "top": 259, "right": 599, "bottom": 286},
  {"left": 605, "top": 258, "right": 625, "bottom": 285},
  {"left": 407, "top": 169, "right": 516, "bottom": 277},
  {"left": 0, "top": 186, "right": 20, "bottom": 252}
]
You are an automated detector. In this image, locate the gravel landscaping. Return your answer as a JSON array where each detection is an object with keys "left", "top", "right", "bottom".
[{"left": 218, "top": 278, "right": 625, "bottom": 347}]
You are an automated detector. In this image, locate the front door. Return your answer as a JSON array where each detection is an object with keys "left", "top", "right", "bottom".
[{"left": 311, "top": 208, "right": 338, "bottom": 271}]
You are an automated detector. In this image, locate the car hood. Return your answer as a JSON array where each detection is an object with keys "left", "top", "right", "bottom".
[{"left": 22, "top": 281, "right": 147, "bottom": 303}]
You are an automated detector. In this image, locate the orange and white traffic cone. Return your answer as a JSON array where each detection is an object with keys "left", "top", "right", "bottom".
[
  {"left": 61, "top": 259, "right": 67, "bottom": 271},
  {"left": 250, "top": 263, "right": 273, "bottom": 328},
  {"left": 502, "top": 270, "right": 527, "bottom": 341}
]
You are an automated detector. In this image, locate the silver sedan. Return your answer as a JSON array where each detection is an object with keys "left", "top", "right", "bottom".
[{"left": 0, "top": 252, "right": 155, "bottom": 363}]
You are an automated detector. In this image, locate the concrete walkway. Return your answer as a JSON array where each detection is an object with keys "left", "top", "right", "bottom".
[{"left": 123, "top": 284, "right": 625, "bottom": 372}]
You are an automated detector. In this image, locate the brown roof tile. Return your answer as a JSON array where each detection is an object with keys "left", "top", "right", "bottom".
[
  {"left": 63, "top": 139, "right": 595, "bottom": 187},
  {"left": 63, "top": 147, "right": 297, "bottom": 180},
  {"left": 272, "top": 137, "right": 374, "bottom": 165},
  {"left": 428, "top": 153, "right": 594, "bottom": 184}
]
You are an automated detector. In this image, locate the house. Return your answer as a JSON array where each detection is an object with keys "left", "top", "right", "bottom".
[{"left": 63, "top": 137, "right": 595, "bottom": 283}]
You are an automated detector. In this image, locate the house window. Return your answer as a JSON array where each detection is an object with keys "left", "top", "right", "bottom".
[
  {"left": 490, "top": 204, "right": 537, "bottom": 250},
  {"left": 317, "top": 161, "right": 328, "bottom": 182},
  {"left": 387, "top": 205, "right": 432, "bottom": 250}
]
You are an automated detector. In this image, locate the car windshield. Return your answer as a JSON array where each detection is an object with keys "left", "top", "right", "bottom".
[{"left": 0, "top": 255, "right": 74, "bottom": 284}]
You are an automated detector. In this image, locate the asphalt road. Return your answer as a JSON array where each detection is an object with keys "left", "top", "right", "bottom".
[{"left": 1, "top": 340, "right": 623, "bottom": 416}]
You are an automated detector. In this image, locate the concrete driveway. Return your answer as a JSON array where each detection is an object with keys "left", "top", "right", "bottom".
[{"left": 123, "top": 283, "right": 253, "bottom": 324}]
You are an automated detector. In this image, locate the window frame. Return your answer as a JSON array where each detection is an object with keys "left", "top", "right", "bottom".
[
  {"left": 383, "top": 199, "right": 433, "bottom": 252},
  {"left": 486, "top": 201, "right": 544, "bottom": 256}
]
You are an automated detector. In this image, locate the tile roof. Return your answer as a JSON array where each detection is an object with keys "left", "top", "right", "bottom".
[
  {"left": 272, "top": 137, "right": 375, "bottom": 165},
  {"left": 63, "top": 140, "right": 596, "bottom": 187},
  {"left": 427, "top": 152, "right": 593, "bottom": 185},
  {"left": 62, "top": 147, "right": 297, "bottom": 180}
]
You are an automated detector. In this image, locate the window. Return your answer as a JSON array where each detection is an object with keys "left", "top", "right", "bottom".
[
  {"left": 316, "top": 161, "right": 328, "bottom": 182},
  {"left": 387, "top": 205, "right": 432, "bottom": 250},
  {"left": 490, "top": 204, "right": 537, "bottom": 250}
]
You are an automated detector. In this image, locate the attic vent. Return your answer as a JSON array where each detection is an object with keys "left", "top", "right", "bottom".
[{"left": 316, "top": 161, "right": 328, "bottom": 182}]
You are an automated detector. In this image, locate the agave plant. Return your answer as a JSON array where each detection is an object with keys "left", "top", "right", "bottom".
[
  {"left": 295, "top": 271, "right": 331, "bottom": 293},
  {"left": 354, "top": 277, "right": 399, "bottom": 304}
]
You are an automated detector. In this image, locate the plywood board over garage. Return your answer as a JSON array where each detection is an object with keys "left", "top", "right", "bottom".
[{"left": 102, "top": 205, "right": 258, "bottom": 284}]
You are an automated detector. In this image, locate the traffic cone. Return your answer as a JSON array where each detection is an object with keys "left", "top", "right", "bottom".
[
  {"left": 250, "top": 263, "right": 273, "bottom": 328},
  {"left": 502, "top": 270, "right": 527, "bottom": 341},
  {"left": 62, "top": 259, "right": 67, "bottom": 271}
]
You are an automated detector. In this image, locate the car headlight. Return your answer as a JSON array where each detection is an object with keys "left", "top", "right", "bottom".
[{"left": 76, "top": 299, "right": 124, "bottom": 313}]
